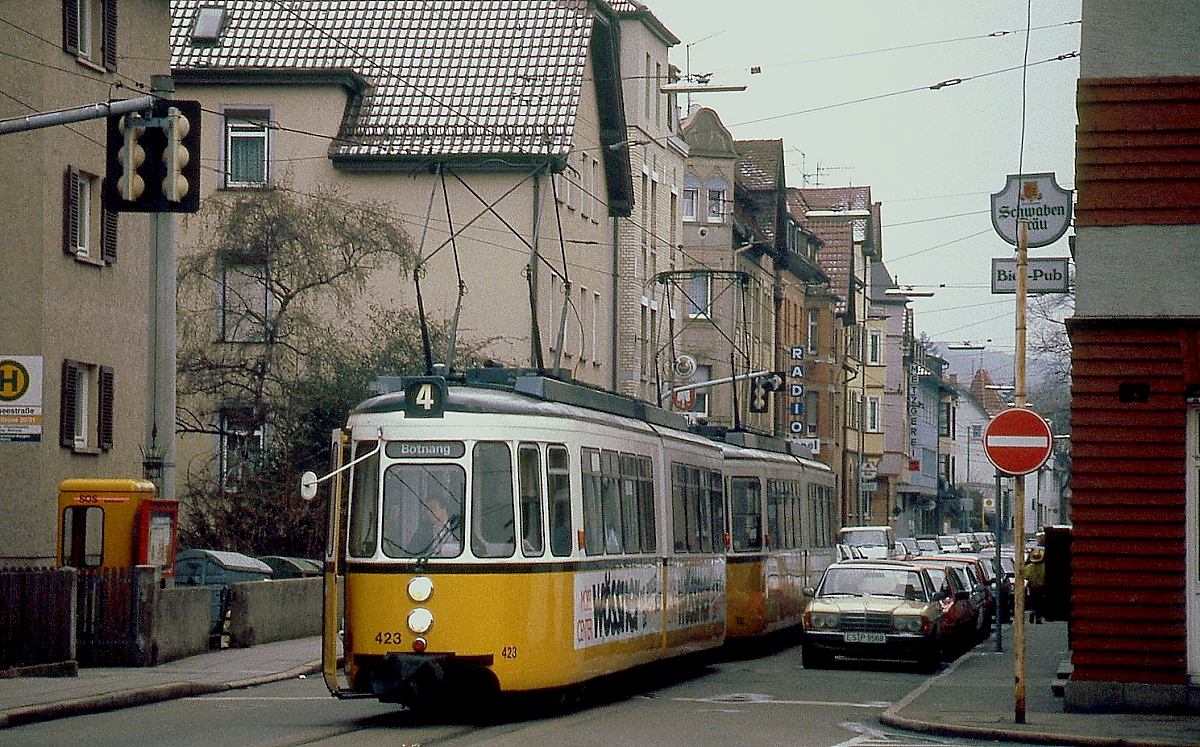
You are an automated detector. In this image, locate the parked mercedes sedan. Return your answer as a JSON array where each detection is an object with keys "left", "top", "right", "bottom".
[{"left": 801, "top": 559, "right": 946, "bottom": 672}]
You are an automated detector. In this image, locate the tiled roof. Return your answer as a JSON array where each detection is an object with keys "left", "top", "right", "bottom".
[
  {"left": 735, "top": 139, "right": 782, "bottom": 192},
  {"left": 171, "top": 0, "right": 594, "bottom": 159}
]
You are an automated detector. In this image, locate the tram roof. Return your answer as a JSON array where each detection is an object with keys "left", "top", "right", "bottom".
[{"left": 353, "top": 371, "right": 698, "bottom": 436}]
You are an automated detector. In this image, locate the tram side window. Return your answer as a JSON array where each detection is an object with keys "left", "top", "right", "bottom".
[
  {"left": 730, "top": 477, "right": 762, "bottom": 551},
  {"left": 789, "top": 480, "right": 803, "bottom": 548},
  {"left": 582, "top": 448, "right": 605, "bottom": 555},
  {"left": 61, "top": 505, "right": 103, "bottom": 567},
  {"left": 672, "top": 463, "right": 723, "bottom": 553},
  {"left": 636, "top": 455, "right": 656, "bottom": 552},
  {"left": 769, "top": 479, "right": 801, "bottom": 549},
  {"left": 708, "top": 469, "right": 725, "bottom": 552},
  {"left": 347, "top": 441, "right": 380, "bottom": 558},
  {"left": 517, "top": 444, "right": 544, "bottom": 557},
  {"left": 472, "top": 442, "right": 516, "bottom": 558},
  {"left": 548, "top": 445, "right": 573, "bottom": 557},
  {"left": 765, "top": 480, "right": 781, "bottom": 550},
  {"left": 582, "top": 448, "right": 653, "bottom": 555},
  {"left": 600, "top": 450, "right": 622, "bottom": 553},
  {"left": 618, "top": 454, "right": 656, "bottom": 553},
  {"left": 808, "top": 482, "right": 836, "bottom": 548},
  {"left": 672, "top": 463, "right": 697, "bottom": 552}
]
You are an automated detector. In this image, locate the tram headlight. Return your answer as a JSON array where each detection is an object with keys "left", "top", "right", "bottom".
[
  {"left": 407, "top": 576, "right": 434, "bottom": 602},
  {"left": 407, "top": 607, "right": 434, "bottom": 634}
]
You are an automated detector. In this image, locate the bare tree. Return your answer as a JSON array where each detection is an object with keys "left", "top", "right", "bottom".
[
  {"left": 175, "top": 188, "right": 421, "bottom": 555},
  {"left": 177, "top": 188, "right": 415, "bottom": 444}
]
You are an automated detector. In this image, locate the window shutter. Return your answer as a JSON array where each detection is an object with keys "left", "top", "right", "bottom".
[
  {"left": 101, "top": 207, "right": 117, "bottom": 264},
  {"left": 63, "top": 167, "right": 80, "bottom": 255},
  {"left": 98, "top": 365, "right": 114, "bottom": 451},
  {"left": 60, "top": 359, "right": 79, "bottom": 448},
  {"left": 62, "top": 0, "right": 80, "bottom": 55},
  {"left": 101, "top": 0, "right": 117, "bottom": 72}
]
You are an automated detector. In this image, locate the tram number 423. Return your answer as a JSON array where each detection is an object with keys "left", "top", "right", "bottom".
[{"left": 500, "top": 646, "right": 518, "bottom": 660}]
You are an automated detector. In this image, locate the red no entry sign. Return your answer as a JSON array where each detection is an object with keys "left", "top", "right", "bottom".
[{"left": 983, "top": 407, "right": 1053, "bottom": 475}]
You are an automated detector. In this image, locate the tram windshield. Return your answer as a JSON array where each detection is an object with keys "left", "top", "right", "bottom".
[{"left": 379, "top": 464, "right": 465, "bottom": 558}]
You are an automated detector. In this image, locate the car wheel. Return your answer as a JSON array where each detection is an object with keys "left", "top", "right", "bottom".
[{"left": 802, "top": 644, "right": 831, "bottom": 669}]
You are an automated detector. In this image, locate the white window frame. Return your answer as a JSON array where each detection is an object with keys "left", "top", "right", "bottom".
[
  {"left": 223, "top": 108, "right": 272, "bottom": 188},
  {"left": 806, "top": 391, "right": 819, "bottom": 436},
  {"left": 682, "top": 175, "right": 700, "bottom": 222},
  {"left": 72, "top": 0, "right": 93, "bottom": 58},
  {"left": 66, "top": 169, "right": 91, "bottom": 255},
  {"left": 691, "top": 365, "right": 712, "bottom": 417},
  {"left": 687, "top": 273, "right": 712, "bottom": 319},
  {"left": 61, "top": 359, "right": 113, "bottom": 453},
  {"left": 807, "top": 308, "right": 820, "bottom": 354},
  {"left": 867, "top": 395, "right": 881, "bottom": 432},
  {"left": 580, "top": 152, "right": 591, "bottom": 219},
  {"left": 218, "top": 407, "right": 265, "bottom": 494},
  {"left": 706, "top": 177, "right": 727, "bottom": 223},
  {"left": 868, "top": 328, "right": 883, "bottom": 365},
  {"left": 219, "top": 256, "right": 274, "bottom": 342}
]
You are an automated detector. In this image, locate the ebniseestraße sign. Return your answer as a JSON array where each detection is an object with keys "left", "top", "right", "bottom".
[
  {"left": 991, "top": 257, "right": 1071, "bottom": 293},
  {"left": 990, "top": 173, "right": 1073, "bottom": 248}
]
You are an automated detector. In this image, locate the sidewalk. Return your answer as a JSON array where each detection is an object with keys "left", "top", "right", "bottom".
[
  {"left": 0, "top": 636, "right": 323, "bottom": 729},
  {"left": 882, "top": 620, "right": 1200, "bottom": 747},
  {"left": 3, "top": 626, "right": 1200, "bottom": 745}
]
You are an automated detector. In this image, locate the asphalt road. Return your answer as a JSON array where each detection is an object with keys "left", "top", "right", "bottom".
[{"left": 0, "top": 639, "right": 1037, "bottom": 747}]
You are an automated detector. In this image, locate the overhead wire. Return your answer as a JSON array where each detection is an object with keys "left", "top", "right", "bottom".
[{"left": 7, "top": 5, "right": 1071, "bottom": 362}]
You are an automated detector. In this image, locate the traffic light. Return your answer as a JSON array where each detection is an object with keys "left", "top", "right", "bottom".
[
  {"left": 105, "top": 99, "right": 201, "bottom": 212},
  {"left": 761, "top": 371, "right": 786, "bottom": 392},
  {"left": 748, "top": 372, "right": 785, "bottom": 414},
  {"left": 749, "top": 376, "right": 769, "bottom": 413}
]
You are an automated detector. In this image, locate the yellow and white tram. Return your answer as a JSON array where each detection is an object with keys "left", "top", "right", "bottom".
[
  {"left": 312, "top": 370, "right": 835, "bottom": 707},
  {"left": 721, "top": 437, "right": 837, "bottom": 638}
]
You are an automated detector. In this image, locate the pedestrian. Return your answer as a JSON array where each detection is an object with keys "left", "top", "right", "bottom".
[{"left": 1025, "top": 547, "right": 1046, "bottom": 624}]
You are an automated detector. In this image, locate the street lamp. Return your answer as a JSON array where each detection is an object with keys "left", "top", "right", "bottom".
[{"left": 885, "top": 286, "right": 936, "bottom": 297}]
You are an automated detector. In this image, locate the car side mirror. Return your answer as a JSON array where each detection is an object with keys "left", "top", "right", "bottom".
[{"left": 802, "top": 587, "right": 815, "bottom": 598}]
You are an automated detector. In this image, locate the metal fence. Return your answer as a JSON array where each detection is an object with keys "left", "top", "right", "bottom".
[{"left": 75, "top": 566, "right": 156, "bottom": 667}]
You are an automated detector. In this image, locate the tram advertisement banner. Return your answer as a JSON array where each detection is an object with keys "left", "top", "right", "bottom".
[
  {"left": 574, "top": 566, "right": 663, "bottom": 649},
  {"left": 667, "top": 558, "right": 726, "bottom": 631}
]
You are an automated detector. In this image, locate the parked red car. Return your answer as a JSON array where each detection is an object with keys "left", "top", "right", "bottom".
[{"left": 909, "top": 557, "right": 979, "bottom": 658}]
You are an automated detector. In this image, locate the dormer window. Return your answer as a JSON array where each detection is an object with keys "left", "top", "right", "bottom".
[{"left": 191, "top": 6, "right": 226, "bottom": 46}]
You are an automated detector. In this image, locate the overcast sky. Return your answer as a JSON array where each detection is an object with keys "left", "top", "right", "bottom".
[{"left": 643, "top": 0, "right": 1082, "bottom": 382}]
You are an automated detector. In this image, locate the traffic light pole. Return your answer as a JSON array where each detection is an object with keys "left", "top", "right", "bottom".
[
  {"left": 145, "top": 77, "right": 177, "bottom": 502},
  {"left": 0, "top": 96, "right": 155, "bottom": 135}
]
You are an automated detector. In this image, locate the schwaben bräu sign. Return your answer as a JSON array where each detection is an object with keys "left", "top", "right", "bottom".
[{"left": 990, "top": 173, "right": 1073, "bottom": 248}]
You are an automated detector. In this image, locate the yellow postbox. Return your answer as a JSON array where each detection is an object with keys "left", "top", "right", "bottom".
[{"left": 57, "top": 478, "right": 179, "bottom": 576}]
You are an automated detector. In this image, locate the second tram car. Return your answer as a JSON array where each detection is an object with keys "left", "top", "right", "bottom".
[
  {"left": 312, "top": 370, "right": 836, "bottom": 707},
  {"left": 721, "top": 438, "right": 836, "bottom": 638}
]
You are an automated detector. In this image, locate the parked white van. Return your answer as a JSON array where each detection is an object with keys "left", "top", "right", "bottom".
[{"left": 837, "top": 525, "right": 897, "bottom": 559}]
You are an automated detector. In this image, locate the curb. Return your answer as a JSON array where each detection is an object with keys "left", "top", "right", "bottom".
[
  {"left": 0, "top": 659, "right": 322, "bottom": 730},
  {"left": 880, "top": 652, "right": 1195, "bottom": 747}
]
